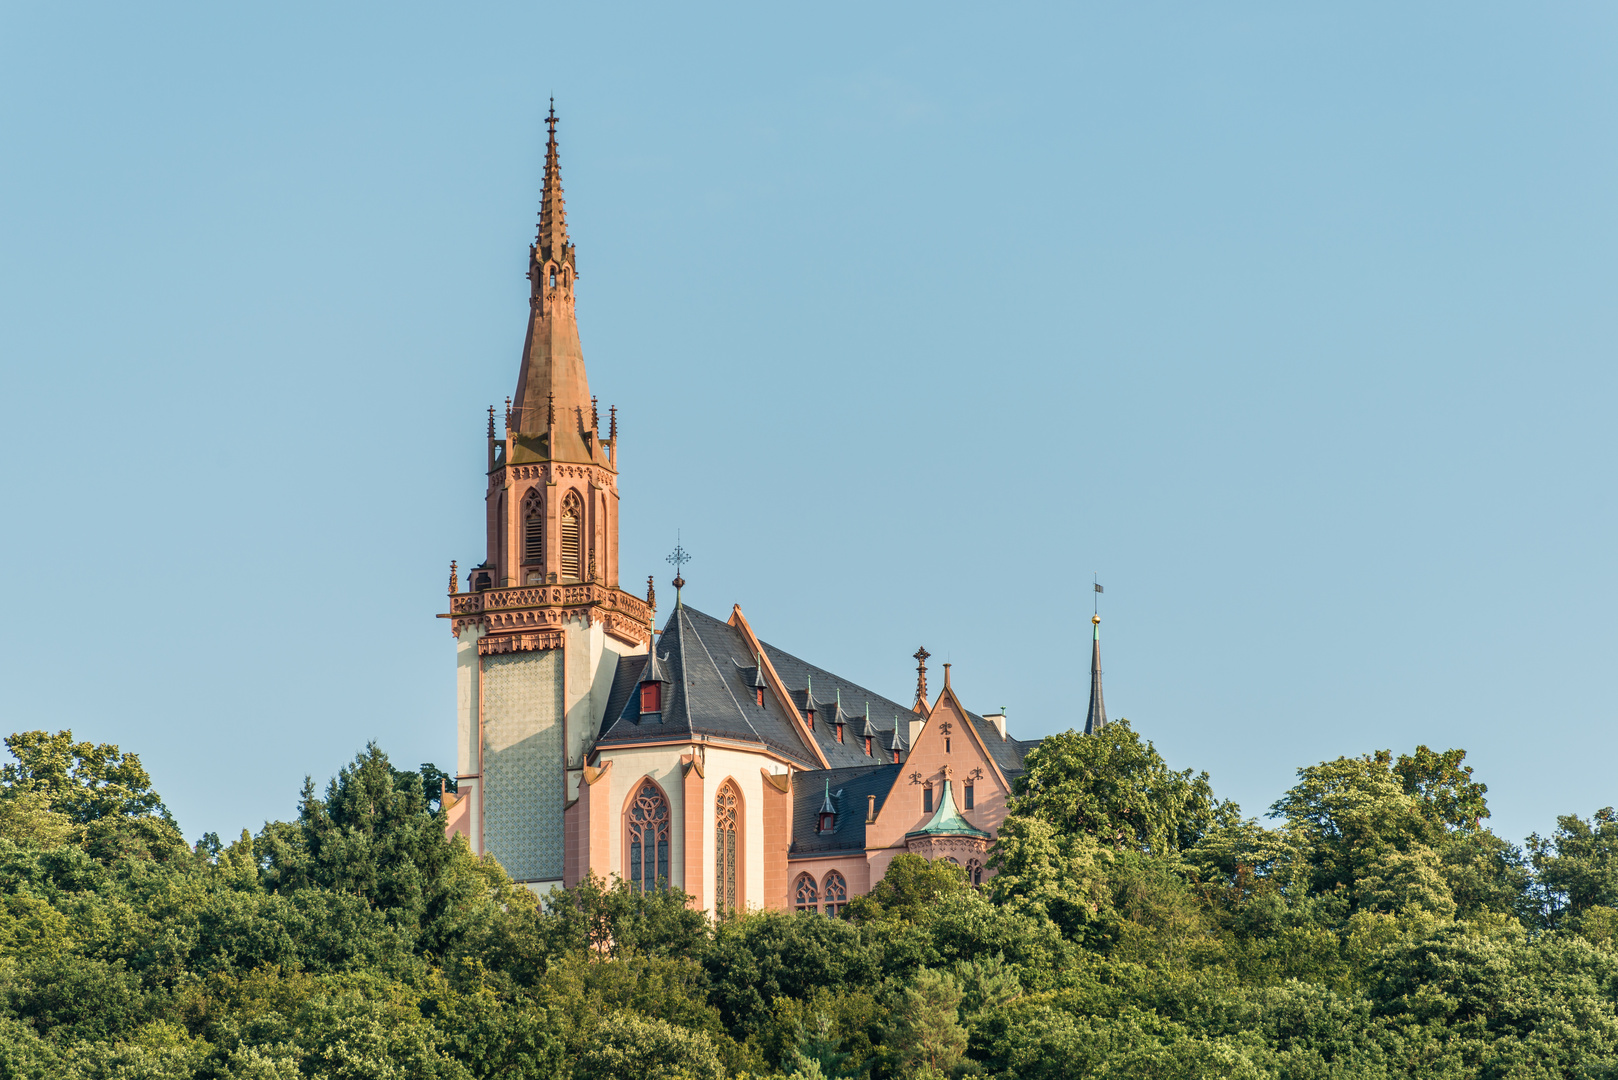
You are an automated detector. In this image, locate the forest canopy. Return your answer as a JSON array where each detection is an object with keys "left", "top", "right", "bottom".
[{"left": 0, "top": 722, "right": 1615, "bottom": 1079}]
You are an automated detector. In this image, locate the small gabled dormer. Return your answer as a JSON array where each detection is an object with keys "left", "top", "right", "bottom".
[
  {"left": 817, "top": 781, "right": 839, "bottom": 833},
  {"left": 801, "top": 675, "right": 818, "bottom": 729},
  {"left": 858, "top": 709, "right": 879, "bottom": 757},
  {"left": 639, "top": 639, "right": 669, "bottom": 718},
  {"left": 886, "top": 718, "right": 908, "bottom": 764},
  {"left": 750, "top": 653, "right": 767, "bottom": 707}
]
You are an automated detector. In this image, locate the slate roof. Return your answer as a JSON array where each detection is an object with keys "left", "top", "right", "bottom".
[
  {"left": 788, "top": 763, "right": 901, "bottom": 857},
  {"left": 758, "top": 636, "right": 923, "bottom": 769},
  {"left": 590, "top": 603, "right": 1041, "bottom": 790},
  {"left": 594, "top": 605, "right": 821, "bottom": 767}
]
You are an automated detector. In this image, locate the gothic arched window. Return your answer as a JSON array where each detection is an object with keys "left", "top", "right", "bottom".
[
  {"left": 822, "top": 870, "right": 848, "bottom": 917},
  {"left": 522, "top": 489, "right": 544, "bottom": 567},
  {"left": 966, "top": 858, "right": 984, "bottom": 887},
  {"left": 561, "top": 492, "right": 582, "bottom": 580},
  {"left": 715, "top": 781, "right": 741, "bottom": 915},
  {"left": 626, "top": 779, "right": 670, "bottom": 892},
  {"left": 793, "top": 872, "right": 818, "bottom": 913}
]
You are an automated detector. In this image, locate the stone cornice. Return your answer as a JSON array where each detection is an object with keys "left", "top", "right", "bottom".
[
  {"left": 447, "top": 583, "right": 652, "bottom": 648},
  {"left": 489, "top": 461, "right": 617, "bottom": 487}
]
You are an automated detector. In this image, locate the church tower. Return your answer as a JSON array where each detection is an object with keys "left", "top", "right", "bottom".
[{"left": 444, "top": 106, "right": 653, "bottom": 888}]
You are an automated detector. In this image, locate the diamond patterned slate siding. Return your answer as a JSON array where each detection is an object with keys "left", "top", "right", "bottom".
[{"left": 482, "top": 649, "right": 564, "bottom": 881}]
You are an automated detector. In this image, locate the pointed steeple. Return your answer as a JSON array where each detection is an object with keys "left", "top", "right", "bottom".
[
  {"left": 536, "top": 101, "right": 572, "bottom": 270},
  {"left": 511, "top": 101, "right": 597, "bottom": 464},
  {"left": 1085, "top": 614, "right": 1107, "bottom": 735}
]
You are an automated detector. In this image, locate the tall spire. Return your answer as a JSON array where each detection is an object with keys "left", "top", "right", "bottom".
[
  {"left": 511, "top": 101, "right": 596, "bottom": 463},
  {"left": 1085, "top": 615, "right": 1107, "bottom": 735},
  {"left": 536, "top": 100, "right": 571, "bottom": 267}
]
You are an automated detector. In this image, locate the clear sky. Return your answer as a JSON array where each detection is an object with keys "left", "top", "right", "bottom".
[{"left": 2, "top": 3, "right": 1615, "bottom": 848}]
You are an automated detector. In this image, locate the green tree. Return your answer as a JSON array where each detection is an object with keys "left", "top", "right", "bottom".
[
  {"left": 703, "top": 910, "right": 881, "bottom": 1040},
  {"left": 1008, "top": 724, "right": 1237, "bottom": 854},
  {"left": 845, "top": 854, "right": 968, "bottom": 925},
  {"left": 572, "top": 1012, "right": 726, "bottom": 1080},
  {"left": 0, "top": 730, "right": 171, "bottom": 824},
  {"left": 884, "top": 968, "right": 968, "bottom": 1079},
  {"left": 1528, "top": 808, "right": 1618, "bottom": 927}
]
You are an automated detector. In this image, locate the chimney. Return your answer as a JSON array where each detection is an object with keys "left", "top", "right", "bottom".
[
  {"left": 866, "top": 794, "right": 876, "bottom": 822},
  {"left": 983, "top": 711, "right": 1007, "bottom": 740}
]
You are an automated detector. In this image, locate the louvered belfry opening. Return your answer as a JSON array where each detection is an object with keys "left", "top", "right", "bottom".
[
  {"left": 522, "top": 491, "right": 544, "bottom": 565},
  {"left": 560, "top": 493, "right": 582, "bottom": 579}
]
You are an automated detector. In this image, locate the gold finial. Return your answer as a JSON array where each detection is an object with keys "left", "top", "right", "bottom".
[{"left": 1092, "top": 614, "right": 1100, "bottom": 625}]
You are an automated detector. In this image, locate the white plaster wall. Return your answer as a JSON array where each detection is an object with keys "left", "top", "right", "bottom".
[
  {"left": 563, "top": 618, "right": 646, "bottom": 773},
  {"left": 597, "top": 745, "right": 690, "bottom": 889},
  {"left": 701, "top": 747, "right": 780, "bottom": 913},
  {"left": 454, "top": 624, "right": 484, "bottom": 853}
]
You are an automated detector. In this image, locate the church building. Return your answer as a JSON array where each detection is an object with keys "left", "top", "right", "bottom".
[{"left": 440, "top": 110, "right": 1097, "bottom": 915}]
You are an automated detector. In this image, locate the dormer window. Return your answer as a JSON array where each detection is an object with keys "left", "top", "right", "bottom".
[
  {"left": 817, "top": 783, "right": 838, "bottom": 834},
  {"left": 756, "top": 687, "right": 765, "bottom": 707},
  {"left": 835, "top": 723, "right": 844, "bottom": 744},
  {"left": 864, "top": 736, "right": 872, "bottom": 756},
  {"left": 640, "top": 681, "right": 661, "bottom": 713}
]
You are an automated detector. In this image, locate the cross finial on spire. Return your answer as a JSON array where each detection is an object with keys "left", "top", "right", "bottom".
[{"left": 667, "top": 532, "right": 691, "bottom": 608}]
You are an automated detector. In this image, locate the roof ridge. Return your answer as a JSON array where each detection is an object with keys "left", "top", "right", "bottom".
[{"left": 681, "top": 608, "right": 768, "bottom": 746}]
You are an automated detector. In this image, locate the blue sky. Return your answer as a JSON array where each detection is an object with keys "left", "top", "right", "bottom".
[{"left": 2, "top": 3, "right": 1615, "bottom": 847}]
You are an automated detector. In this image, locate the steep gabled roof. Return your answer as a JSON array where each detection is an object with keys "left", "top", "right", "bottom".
[
  {"left": 757, "top": 638, "right": 922, "bottom": 768},
  {"left": 593, "top": 605, "right": 821, "bottom": 767}
]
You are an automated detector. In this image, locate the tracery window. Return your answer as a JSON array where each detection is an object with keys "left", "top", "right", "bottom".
[
  {"left": 522, "top": 489, "right": 544, "bottom": 565},
  {"left": 822, "top": 870, "right": 848, "bottom": 917},
  {"left": 966, "top": 858, "right": 984, "bottom": 887},
  {"left": 560, "top": 492, "right": 582, "bottom": 579},
  {"left": 715, "top": 781, "right": 741, "bottom": 915},
  {"left": 794, "top": 872, "right": 819, "bottom": 913},
  {"left": 626, "top": 779, "right": 670, "bottom": 892}
]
